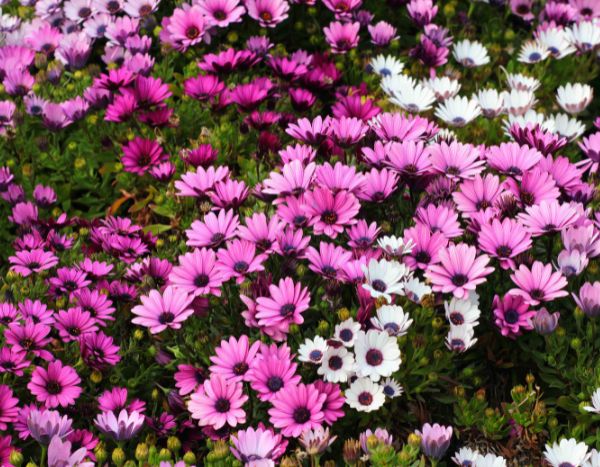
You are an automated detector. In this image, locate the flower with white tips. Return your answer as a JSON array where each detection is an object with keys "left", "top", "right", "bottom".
[
  {"left": 445, "top": 325, "right": 477, "bottom": 353},
  {"left": 583, "top": 387, "right": 600, "bottom": 414},
  {"left": 381, "top": 377, "right": 403, "bottom": 398},
  {"left": 505, "top": 72, "right": 540, "bottom": 92},
  {"left": 403, "top": 278, "right": 432, "bottom": 304},
  {"left": 380, "top": 74, "right": 417, "bottom": 97},
  {"left": 502, "top": 89, "right": 537, "bottom": 116},
  {"left": 566, "top": 21, "right": 600, "bottom": 52},
  {"left": 435, "top": 96, "right": 481, "bottom": 127},
  {"left": 377, "top": 235, "right": 415, "bottom": 257},
  {"left": 389, "top": 84, "right": 436, "bottom": 113},
  {"left": 583, "top": 449, "right": 600, "bottom": 467},
  {"left": 453, "top": 40, "right": 490, "bottom": 67},
  {"left": 538, "top": 26, "right": 576, "bottom": 59},
  {"left": 361, "top": 258, "right": 410, "bottom": 303},
  {"left": 548, "top": 113, "right": 586, "bottom": 141},
  {"left": 444, "top": 297, "right": 480, "bottom": 326},
  {"left": 345, "top": 377, "right": 385, "bottom": 412},
  {"left": 544, "top": 438, "right": 590, "bottom": 467},
  {"left": 298, "top": 336, "right": 328, "bottom": 364},
  {"left": 556, "top": 83, "right": 593, "bottom": 115},
  {"left": 451, "top": 447, "right": 479, "bottom": 466},
  {"left": 518, "top": 40, "right": 550, "bottom": 63},
  {"left": 317, "top": 346, "right": 355, "bottom": 383},
  {"left": 477, "top": 89, "right": 504, "bottom": 118},
  {"left": 371, "top": 305, "right": 413, "bottom": 337},
  {"left": 370, "top": 54, "right": 404, "bottom": 78},
  {"left": 424, "top": 76, "right": 461, "bottom": 101},
  {"left": 503, "top": 109, "right": 554, "bottom": 137},
  {"left": 334, "top": 318, "right": 361, "bottom": 347},
  {"left": 354, "top": 329, "right": 401, "bottom": 381}
]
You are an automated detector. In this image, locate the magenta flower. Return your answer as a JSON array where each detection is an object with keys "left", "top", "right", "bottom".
[
  {"left": 305, "top": 242, "right": 352, "bottom": 279},
  {"left": 216, "top": 239, "right": 267, "bottom": 284},
  {"left": 268, "top": 383, "right": 326, "bottom": 437},
  {"left": 415, "top": 204, "right": 463, "bottom": 239},
  {"left": 131, "top": 286, "right": 194, "bottom": 334},
  {"left": 169, "top": 248, "right": 225, "bottom": 296},
  {"left": 230, "top": 427, "right": 287, "bottom": 464},
  {"left": 478, "top": 218, "right": 532, "bottom": 270},
  {"left": 28, "top": 361, "right": 82, "bottom": 408},
  {"left": 493, "top": 294, "right": 536, "bottom": 338},
  {"left": 121, "top": 137, "right": 167, "bottom": 175},
  {"left": 0, "top": 347, "right": 30, "bottom": 376},
  {"left": 262, "top": 160, "right": 316, "bottom": 200},
  {"left": 368, "top": 21, "right": 398, "bottom": 46},
  {"left": 573, "top": 282, "right": 600, "bottom": 317},
  {"left": 286, "top": 116, "right": 332, "bottom": 145},
  {"left": 5, "top": 321, "right": 53, "bottom": 361},
  {"left": 315, "top": 161, "right": 364, "bottom": 193},
  {"left": 186, "top": 209, "right": 239, "bottom": 248},
  {"left": 0, "top": 384, "right": 18, "bottom": 430},
  {"left": 403, "top": 223, "right": 448, "bottom": 270},
  {"left": 54, "top": 307, "right": 98, "bottom": 342},
  {"left": 324, "top": 21, "right": 360, "bottom": 54},
  {"left": 72, "top": 288, "right": 115, "bottom": 325},
  {"left": 184, "top": 74, "right": 225, "bottom": 101},
  {"left": 305, "top": 187, "right": 360, "bottom": 238},
  {"left": 453, "top": 174, "right": 504, "bottom": 214},
  {"left": 485, "top": 142, "right": 543, "bottom": 176},
  {"left": 196, "top": 0, "right": 245, "bottom": 27},
  {"left": 237, "top": 213, "right": 283, "bottom": 252},
  {"left": 248, "top": 354, "right": 301, "bottom": 401},
  {"left": 255, "top": 277, "right": 310, "bottom": 333},
  {"left": 48, "top": 434, "right": 94, "bottom": 467},
  {"left": 174, "top": 364, "right": 207, "bottom": 396},
  {"left": 98, "top": 387, "right": 146, "bottom": 413},
  {"left": 428, "top": 141, "right": 485, "bottom": 181},
  {"left": 509, "top": 261, "right": 568, "bottom": 306},
  {"left": 385, "top": 140, "right": 431, "bottom": 178},
  {"left": 246, "top": 0, "right": 289, "bottom": 27},
  {"left": 328, "top": 116, "right": 369, "bottom": 146},
  {"left": 188, "top": 374, "right": 247, "bottom": 429},
  {"left": 94, "top": 409, "right": 145, "bottom": 441},
  {"left": 80, "top": 331, "right": 121, "bottom": 370},
  {"left": 416, "top": 423, "right": 452, "bottom": 460},
  {"left": 209, "top": 335, "right": 260, "bottom": 382},
  {"left": 503, "top": 168, "right": 560, "bottom": 207},
  {"left": 517, "top": 200, "right": 580, "bottom": 237},
  {"left": 425, "top": 243, "right": 493, "bottom": 299}
]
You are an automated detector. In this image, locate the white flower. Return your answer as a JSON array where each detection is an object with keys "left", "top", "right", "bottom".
[
  {"left": 583, "top": 387, "right": 600, "bottom": 414},
  {"left": 538, "top": 26, "right": 576, "bottom": 59},
  {"left": 377, "top": 235, "right": 415, "bottom": 257},
  {"left": 354, "top": 329, "right": 401, "bottom": 381},
  {"left": 503, "top": 109, "right": 554, "bottom": 137},
  {"left": 475, "top": 453, "right": 507, "bottom": 467},
  {"left": 298, "top": 336, "right": 328, "bottom": 364},
  {"left": 453, "top": 39, "right": 490, "bottom": 67},
  {"left": 566, "top": 21, "right": 600, "bottom": 52},
  {"left": 435, "top": 96, "right": 481, "bottom": 127},
  {"left": 505, "top": 72, "right": 540, "bottom": 92},
  {"left": 403, "top": 277, "right": 432, "bottom": 303},
  {"left": 476, "top": 89, "right": 504, "bottom": 118},
  {"left": 451, "top": 447, "right": 479, "bottom": 466},
  {"left": 556, "top": 83, "right": 594, "bottom": 115},
  {"left": 518, "top": 40, "right": 550, "bottom": 63},
  {"left": 317, "top": 346, "right": 355, "bottom": 383},
  {"left": 389, "top": 84, "right": 437, "bottom": 113},
  {"left": 370, "top": 54, "right": 404, "bottom": 78},
  {"left": 380, "top": 74, "right": 418, "bottom": 97},
  {"left": 502, "top": 89, "right": 537, "bottom": 116},
  {"left": 361, "top": 258, "right": 410, "bottom": 303},
  {"left": 424, "top": 76, "right": 461, "bottom": 101},
  {"left": 548, "top": 113, "right": 586, "bottom": 141},
  {"left": 381, "top": 377, "right": 403, "bottom": 398},
  {"left": 444, "top": 297, "right": 480, "bottom": 326},
  {"left": 583, "top": 449, "right": 600, "bottom": 467},
  {"left": 371, "top": 305, "right": 413, "bottom": 337},
  {"left": 557, "top": 249, "right": 588, "bottom": 277},
  {"left": 334, "top": 318, "right": 361, "bottom": 347},
  {"left": 433, "top": 128, "right": 458, "bottom": 143},
  {"left": 445, "top": 325, "right": 477, "bottom": 353},
  {"left": 345, "top": 377, "right": 386, "bottom": 412},
  {"left": 544, "top": 438, "right": 590, "bottom": 467}
]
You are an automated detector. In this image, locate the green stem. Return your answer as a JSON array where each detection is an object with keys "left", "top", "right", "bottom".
[{"left": 40, "top": 445, "right": 47, "bottom": 466}]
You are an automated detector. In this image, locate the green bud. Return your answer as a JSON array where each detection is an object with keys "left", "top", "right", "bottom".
[
  {"left": 548, "top": 417, "right": 559, "bottom": 428},
  {"left": 90, "top": 370, "right": 102, "bottom": 384},
  {"left": 428, "top": 372, "right": 438, "bottom": 382},
  {"left": 95, "top": 446, "right": 108, "bottom": 463},
  {"left": 112, "top": 447, "right": 126, "bottom": 466},
  {"left": 133, "top": 329, "right": 145, "bottom": 340},
  {"left": 183, "top": 451, "right": 197, "bottom": 465},
  {"left": 158, "top": 448, "right": 172, "bottom": 462},
  {"left": 317, "top": 320, "right": 329, "bottom": 334},
  {"left": 431, "top": 317, "right": 444, "bottom": 329},
  {"left": 135, "top": 443, "right": 149, "bottom": 461},
  {"left": 9, "top": 450, "right": 24, "bottom": 466},
  {"left": 167, "top": 436, "right": 181, "bottom": 453},
  {"left": 123, "top": 461, "right": 136, "bottom": 467},
  {"left": 570, "top": 338, "right": 582, "bottom": 350},
  {"left": 407, "top": 433, "right": 421, "bottom": 447}
]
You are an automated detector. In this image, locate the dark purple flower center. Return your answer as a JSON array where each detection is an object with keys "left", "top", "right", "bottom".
[
  {"left": 496, "top": 245, "right": 512, "bottom": 258},
  {"left": 414, "top": 251, "right": 431, "bottom": 264},
  {"left": 309, "top": 350, "right": 322, "bottom": 362},
  {"left": 449, "top": 312, "right": 464, "bottom": 325},
  {"left": 559, "top": 464, "right": 575, "bottom": 467},
  {"left": 138, "top": 4, "right": 152, "bottom": 15},
  {"left": 267, "top": 376, "right": 283, "bottom": 392},
  {"left": 46, "top": 380, "right": 62, "bottom": 394},
  {"left": 293, "top": 215, "right": 307, "bottom": 226},
  {"left": 280, "top": 303, "right": 296, "bottom": 318},
  {"left": 20, "top": 338, "right": 34, "bottom": 349},
  {"left": 233, "top": 261, "right": 249, "bottom": 273},
  {"left": 215, "top": 398, "right": 231, "bottom": 413},
  {"left": 450, "top": 339, "right": 465, "bottom": 351},
  {"left": 233, "top": 361, "right": 249, "bottom": 376},
  {"left": 358, "top": 391, "right": 373, "bottom": 406},
  {"left": 259, "top": 11, "right": 272, "bottom": 21},
  {"left": 186, "top": 26, "right": 200, "bottom": 40},
  {"left": 63, "top": 280, "right": 78, "bottom": 291},
  {"left": 366, "top": 349, "right": 383, "bottom": 366},
  {"left": 383, "top": 385, "right": 395, "bottom": 397},
  {"left": 211, "top": 232, "right": 225, "bottom": 244},
  {"left": 322, "top": 210, "right": 338, "bottom": 225},
  {"left": 194, "top": 274, "right": 209, "bottom": 287},
  {"left": 293, "top": 406, "right": 311, "bottom": 423},
  {"left": 371, "top": 279, "right": 387, "bottom": 292},
  {"left": 78, "top": 7, "right": 92, "bottom": 17},
  {"left": 451, "top": 274, "right": 468, "bottom": 287},
  {"left": 516, "top": 4, "right": 529, "bottom": 14},
  {"left": 322, "top": 266, "right": 336, "bottom": 276},
  {"left": 213, "top": 9, "right": 226, "bottom": 20},
  {"left": 404, "top": 164, "right": 417, "bottom": 174},
  {"left": 446, "top": 166, "right": 460, "bottom": 176},
  {"left": 504, "top": 309, "right": 519, "bottom": 324},
  {"left": 507, "top": 166, "right": 522, "bottom": 176},
  {"left": 543, "top": 224, "right": 556, "bottom": 232},
  {"left": 383, "top": 322, "right": 399, "bottom": 334},
  {"left": 520, "top": 191, "right": 534, "bottom": 205},
  {"left": 68, "top": 327, "right": 81, "bottom": 336},
  {"left": 530, "top": 289, "right": 544, "bottom": 300},
  {"left": 107, "top": 0, "right": 120, "bottom": 12},
  {"left": 159, "top": 312, "right": 175, "bottom": 324},
  {"left": 476, "top": 200, "right": 491, "bottom": 210},
  {"left": 339, "top": 328, "right": 353, "bottom": 342},
  {"left": 328, "top": 355, "right": 343, "bottom": 370}
]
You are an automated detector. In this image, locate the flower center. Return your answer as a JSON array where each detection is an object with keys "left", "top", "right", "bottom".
[
  {"left": 383, "top": 385, "right": 395, "bottom": 396},
  {"left": 233, "top": 361, "right": 249, "bottom": 376},
  {"left": 450, "top": 339, "right": 465, "bottom": 351},
  {"left": 366, "top": 349, "right": 383, "bottom": 366},
  {"left": 194, "top": 274, "right": 209, "bottom": 287},
  {"left": 215, "top": 398, "right": 231, "bottom": 413},
  {"left": 530, "top": 289, "right": 544, "bottom": 300},
  {"left": 267, "top": 376, "right": 283, "bottom": 392},
  {"left": 371, "top": 279, "right": 387, "bottom": 292},
  {"left": 322, "top": 210, "right": 338, "bottom": 225},
  {"left": 339, "top": 328, "right": 353, "bottom": 343},
  {"left": 293, "top": 407, "right": 311, "bottom": 423},
  {"left": 414, "top": 251, "right": 431, "bottom": 264},
  {"left": 358, "top": 391, "right": 373, "bottom": 406},
  {"left": 504, "top": 309, "right": 519, "bottom": 324},
  {"left": 28, "top": 261, "right": 41, "bottom": 269},
  {"left": 186, "top": 26, "right": 200, "bottom": 40},
  {"left": 383, "top": 322, "right": 399, "bottom": 334},
  {"left": 233, "top": 261, "right": 249, "bottom": 273},
  {"left": 159, "top": 312, "right": 175, "bottom": 324},
  {"left": 211, "top": 232, "right": 225, "bottom": 244},
  {"left": 309, "top": 350, "right": 323, "bottom": 362},
  {"left": 259, "top": 11, "right": 272, "bottom": 21},
  {"left": 78, "top": 7, "right": 92, "bottom": 17},
  {"left": 449, "top": 312, "right": 464, "bottom": 325},
  {"left": 138, "top": 4, "right": 152, "bottom": 15},
  {"left": 328, "top": 355, "right": 343, "bottom": 370},
  {"left": 280, "top": 303, "right": 296, "bottom": 318},
  {"left": 46, "top": 381, "right": 62, "bottom": 394},
  {"left": 451, "top": 274, "right": 468, "bottom": 287},
  {"left": 213, "top": 10, "right": 226, "bottom": 20},
  {"left": 496, "top": 245, "right": 512, "bottom": 257}
]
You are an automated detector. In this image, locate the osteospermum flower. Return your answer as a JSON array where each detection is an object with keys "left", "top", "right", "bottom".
[
  {"left": 27, "top": 410, "right": 73, "bottom": 445},
  {"left": 216, "top": 239, "right": 267, "bottom": 284},
  {"left": 452, "top": 39, "right": 490, "bottom": 67},
  {"left": 169, "top": 248, "right": 225, "bottom": 297},
  {"left": 361, "top": 258, "right": 410, "bottom": 303},
  {"left": 9, "top": 249, "right": 58, "bottom": 277},
  {"left": 573, "top": 282, "right": 600, "bottom": 318},
  {"left": 517, "top": 200, "right": 579, "bottom": 237},
  {"left": 427, "top": 141, "right": 485, "bottom": 181},
  {"left": 248, "top": 354, "right": 301, "bottom": 401},
  {"left": 121, "top": 137, "right": 167, "bottom": 175},
  {"left": 425, "top": 243, "right": 493, "bottom": 299},
  {"left": 556, "top": 83, "right": 593, "bottom": 115},
  {"left": 298, "top": 336, "right": 328, "bottom": 364},
  {"left": 28, "top": 361, "right": 82, "bottom": 408},
  {"left": 369, "top": 55, "right": 404, "bottom": 77},
  {"left": 509, "top": 261, "right": 568, "bottom": 306},
  {"left": 0, "top": 385, "right": 18, "bottom": 430},
  {"left": 317, "top": 346, "right": 354, "bottom": 383},
  {"left": 543, "top": 438, "right": 589, "bottom": 467},
  {"left": 417, "top": 423, "right": 453, "bottom": 460},
  {"left": 492, "top": 294, "right": 536, "bottom": 338},
  {"left": 268, "top": 383, "right": 325, "bottom": 437},
  {"left": 94, "top": 409, "right": 144, "bottom": 441},
  {"left": 210, "top": 335, "right": 260, "bottom": 382},
  {"left": 445, "top": 325, "right": 477, "bottom": 352},
  {"left": 435, "top": 96, "right": 480, "bottom": 127},
  {"left": 485, "top": 142, "right": 542, "bottom": 176},
  {"left": 478, "top": 218, "right": 532, "bottom": 270},
  {"left": 131, "top": 286, "right": 194, "bottom": 334},
  {"left": 246, "top": 0, "right": 289, "bottom": 27},
  {"left": 583, "top": 388, "right": 600, "bottom": 414},
  {"left": 518, "top": 40, "right": 550, "bottom": 63},
  {"left": 188, "top": 374, "right": 247, "bottom": 429},
  {"left": 186, "top": 209, "right": 239, "bottom": 248},
  {"left": 230, "top": 427, "right": 286, "bottom": 465},
  {"left": 196, "top": 0, "right": 246, "bottom": 27},
  {"left": 345, "top": 377, "right": 385, "bottom": 412},
  {"left": 354, "top": 329, "right": 401, "bottom": 382},
  {"left": 323, "top": 21, "right": 360, "bottom": 54},
  {"left": 255, "top": 277, "right": 310, "bottom": 333},
  {"left": 370, "top": 305, "right": 413, "bottom": 337}
]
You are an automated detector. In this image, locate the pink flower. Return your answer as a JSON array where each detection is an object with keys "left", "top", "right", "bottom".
[
  {"left": 246, "top": 0, "right": 289, "bottom": 28},
  {"left": 255, "top": 277, "right": 310, "bottom": 333},
  {"left": 28, "top": 361, "right": 82, "bottom": 408},
  {"left": 425, "top": 243, "right": 494, "bottom": 299},
  {"left": 169, "top": 248, "right": 225, "bottom": 296},
  {"left": 428, "top": 141, "right": 485, "bottom": 180},
  {"left": 517, "top": 200, "right": 580, "bottom": 237},
  {"left": 0, "top": 385, "right": 18, "bottom": 430},
  {"left": 186, "top": 209, "right": 239, "bottom": 248},
  {"left": 164, "top": 5, "right": 206, "bottom": 52},
  {"left": 216, "top": 239, "right": 268, "bottom": 284},
  {"left": 403, "top": 223, "right": 448, "bottom": 270},
  {"left": 196, "top": 0, "right": 246, "bottom": 27},
  {"left": 453, "top": 174, "right": 504, "bottom": 214},
  {"left": 210, "top": 335, "right": 260, "bottom": 382},
  {"left": 131, "top": 286, "right": 194, "bottom": 334},
  {"left": 492, "top": 294, "right": 536, "bottom": 338},
  {"left": 305, "top": 241, "right": 352, "bottom": 279},
  {"left": 415, "top": 204, "right": 463, "bottom": 238},
  {"left": 247, "top": 354, "right": 301, "bottom": 401},
  {"left": 9, "top": 249, "right": 58, "bottom": 277},
  {"left": 305, "top": 187, "right": 360, "bottom": 238},
  {"left": 324, "top": 21, "right": 360, "bottom": 54},
  {"left": 188, "top": 374, "right": 247, "bottom": 429},
  {"left": 477, "top": 218, "right": 532, "bottom": 270},
  {"left": 485, "top": 142, "right": 543, "bottom": 176},
  {"left": 269, "top": 383, "right": 326, "bottom": 437},
  {"left": 94, "top": 409, "right": 145, "bottom": 441},
  {"left": 121, "top": 137, "right": 167, "bottom": 175},
  {"left": 509, "top": 261, "right": 568, "bottom": 306},
  {"left": 262, "top": 160, "right": 316, "bottom": 201},
  {"left": 230, "top": 426, "right": 287, "bottom": 464}
]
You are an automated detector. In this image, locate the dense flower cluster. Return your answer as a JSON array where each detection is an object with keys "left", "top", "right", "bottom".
[{"left": 1, "top": 0, "right": 600, "bottom": 465}]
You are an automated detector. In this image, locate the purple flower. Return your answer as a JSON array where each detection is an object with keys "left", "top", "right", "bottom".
[{"left": 416, "top": 423, "right": 452, "bottom": 459}]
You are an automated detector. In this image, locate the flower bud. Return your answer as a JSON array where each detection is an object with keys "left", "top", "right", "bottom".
[
  {"left": 343, "top": 439, "right": 361, "bottom": 464},
  {"left": 570, "top": 338, "right": 582, "bottom": 350},
  {"left": 183, "top": 451, "right": 197, "bottom": 465},
  {"left": 135, "top": 443, "right": 149, "bottom": 461},
  {"left": 112, "top": 447, "right": 126, "bottom": 466},
  {"left": 317, "top": 320, "right": 329, "bottom": 334},
  {"left": 95, "top": 445, "right": 108, "bottom": 463},
  {"left": 431, "top": 317, "right": 444, "bottom": 329},
  {"left": 90, "top": 370, "right": 102, "bottom": 384},
  {"left": 158, "top": 448, "right": 172, "bottom": 461},
  {"left": 407, "top": 433, "right": 421, "bottom": 447},
  {"left": 366, "top": 434, "right": 380, "bottom": 450},
  {"left": 167, "top": 436, "right": 181, "bottom": 453},
  {"left": 337, "top": 308, "right": 350, "bottom": 321},
  {"left": 9, "top": 450, "right": 23, "bottom": 466},
  {"left": 133, "top": 329, "right": 144, "bottom": 340},
  {"left": 533, "top": 308, "right": 559, "bottom": 335}
]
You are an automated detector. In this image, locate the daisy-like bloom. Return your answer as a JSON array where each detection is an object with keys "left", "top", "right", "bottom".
[
  {"left": 303, "top": 187, "right": 359, "bottom": 238},
  {"left": 517, "top": 200, "right": 579, "bottom": 237},
  {"left": 453, "top": 174, "right": 503, "bottom": 215},
  {"left": 255, "top": 277, "right": 310, "bottom": 333},
  {"left": 573, "top": 282, "right": 600, "bottom": 318},
  {"left": 506, "top": 72, "right": 540, "bottom": 92},
  {"left": 565, "top": 20, "right": 600, "bottom": 53},
  {"left": 381, "top": 377, "right": 403, "bottom": 399},
  {"left": 188, "top": 374, "right": 247, "bottom": 429},
  {"left": 230, "top": 427, "right": 286, "bottom": 465},
  {"left": 404, "top": 278, "right": 433, "bottom": 304},
  {"left": 217, "top": 239, "right": 267, "bottom": 284},
  {"left": 196, "top": 0, "right": 245, "bottom": 27},
  {"left": 94, "top": 409, "right": 144, "bottom": 441},
  {"left": 262, "top": 160, "right": 316, "bottom": 200},
  {"left": 54, "top": 307, "right": 98, "bottom": 342},
  {"left": 361, "top": 259, "right": 410, "bottom": 303},
  {"left": 347, "top": 220, "right": 380, "bottom": 250},
  {"left": 446, "top": 325, "right": 477, "bottom": 352},
  {"left": 0, "top": 347, "right": 30, "bottom": 376},
  {"left": 475, "top": 453, "right": 507, "bottom": 466},
  {"left": 369, "top": 55, "right": 404, "bottom": 77},
  {"left": 389, "top": 83, "right": 437, "bottom": 113},
  {"left": 315, "top": 161, "right": 364, "bottom": 193},
  {"left": 425, "top": 243, "right": 493, "bottom": 299},
  {"left": 0, "top": 385, "right": 18, "bottom": 430},
  {"left": 27, "top": 410, "right": 73, "bottom": 445},
  {"left": 452, "top": 447, "right": 479, "bottom": 465},
  {"left": 345, "top": 377, "right": 385, "bottom": 413},
  {"left": 549, "top": 113, "right": 585, "bottom": 142},
  {"left": 121, "top": 137, "right": 167, "bottom": 175},
  {"left": 504, "top": 169, "right": 560, "bottom": 207},
  {"left": 477, "top": 89, "right": 504, "bottom": 118},
  {"left": 537, "top": 26, "right": 576, "bottom": 59},
  {"left": 485, "top": 142, "right": 542, "bottom": 176},
  {"left": 323, "top": 21, "right": 360, "bottom": 54},
  {"left": 384, "top": 140, "right": 431, "bottom": 179},
  {"left": 305, "top": 242, "right": 352, "bottom": 279},
  {"left": 533, "top": 308, "right": 560, "bottom": 335},
  {"left": 417, "top": 423, "right": 453, "bottom": 460},
  {"left": 583, "top": 388, "right": 600, "bottom": 414},
  {"left": 556, "top": 83, "right": 593, "bottom": 115},
  {"left": 246, "top": 0, "right": 289, "bottom": 28},
  {"left": 333, "top": 318, "right": 361, "bottom": 347},
  {"left": 186, "top": 209, "right": 239, "bottom": 248},
  {"left": 286, "top": 116, "right": 331, "bottom": 145},
  {"left": 427, "top": 141, "right": 484, "bottom": 181},
  {"left": 416, "top": 204, "right": 463, "bottom": 239},
  {"left": 9, "top": 248, "right": 58, "bottom": 277},
  {"left": 298, "top": 336, "right": 328, "bottom": 364},
  {"left": 378, "top": 235, "right": 415, "bottom": 258},
  {"left": 248, "top": 353, "right": 301, "bottom": 401},
  {"left": 452, "top": 39, "right": 489, "bottom": 67},
  {"left": 435, "top": 96, "right": 480, "bottom": 127},
  {"left": 210, "top": 335, "right": 260, "bottom": 382},
  {"left": 47, "top": 435, "right": 94, "bottom": 467},
  {"left": 269, "top": 383, "right": 325, "bottom": 437},
  {"left": 80, "top": 331, "right": 121, "bottom": 370},
  {"left": 357, "top": 168, "right": 398, "bottom": 203},
  {"left": 425, "top": 76, "right": 460, "bottom": 101},
  {"left": 174, "top": 364, "right": 207, "bottom": 396},
  {"left": 492, "top": 293, "right": 536, "bottom": 338},
  {"left": 354, "top": 329, "right": 401, "bottom": 382},
  {"left": 478, "top": 218, "right": 532, "bottom": 270},
  {"left": 557, "top": 249, "right": 589, "bottom": 277},
  {"left": 4, "top": 321, "right": 53, "bottom": 361},
  {"left": 367, "top": 21, "right": 397, "bottom": 47},
  {"left": 163, "top": 5, "right": 206, "bottom": 52},
  {"left": 175, "top": 166, "right": 229, "bottom": 198},
  {"left": 318, "top": 346, "right": 354, "bottom": 383},
  {"left": 328, "top": 116, "right": 369, "bottom": 147},
  {"left": 509, "top": 261, "right": 568, "bottom": 306},
  {"left": 28, "top": 361, "right": 82, "bottom": 408},
  {"left": 169, "top": 248, "right": 224, "bottom": 297},
  {"left": 543, "top": 438, "right": 589, "bottom": 467},
  {"left": 503, "top": 89, "right": 537, "bottom": 117},
  {"left": 444, "top": 296, "right": 480, "bottom": 326},
  {"left": 370, "top": 305, "right": 413, "bottom": 337},
  {"left": 131, "top": 286, "right": 194, "bottom": 334},
  {"left": 518, "top": 40, "right": 550, "bottom": 63}
]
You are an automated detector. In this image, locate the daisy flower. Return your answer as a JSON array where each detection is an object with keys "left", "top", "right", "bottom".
[
  {"left": 298, "top": 336, "right": 329, "bottom": 364},
  {"left": 333, "top": 318, "right": 361, "bottom": 347},
  {"left": 517, "top": 40, "right": 550, "bottom": 63},
  {"left": 268, "top": 383, "right": 326, "bottom": 437},
  {"left": 435, "top": 96, "right": 480, "bottom": 127},
  {"left": 492, "top": 293, "right": 536, "bottom": 338},
  {"left": 210, "top": 335, "right": 260, "bottom": 382},
  {"left": 248, "top": 355, "right": 301, "bottom": 402},
  {"left": 246, "top": 0, "right": 289, "bottom": 28},
  {"left": 478, "top": 218, "right": 532, "bottom": 270},
  {"left": 345, "top": 377, "right": 385, "bottom": 412},
  {"left": 370, "top": 305, "right": 413, "bottom": 337},
  {"left": 94, "top": 409, "right": 144, "bottom": 441},
  {"left": 427, "top": 141, "right": 485, "bottom": 181},
  {"left": 583, "top": 388, "right": 600, "bottom": 414},
  {"left": 445, "top": 325, "right": 477, "bottom": 352},
  {"left": 230, "top": 427, "right": 286, "bottom": 465},
  {"left": 517, "top": 200, "right": 579, "bottom": 236},
  {"left": 425, "top": 76, "right": 461, "bottom": 101},
  {"left": 390, "top": 84, "right": 437, "bottom": 113},
  {"left": 381, "top": 378, "right": 403, "bottom": 398},
  {"left": 369, "top": 55, "right": 404, "bottom": 77},
  {"left": 9, "top": 249, "right": 58, "bottom": 277},
  {"left": 188, "top": 374, "right": 247, "bottom": 429},
  {"left": 556, "top": 83, "right": 593, "bottom": 115},
  {"left": 509, "top": 261, "right": 568, "bottom": 306},
  {"left": 452, "top": 447, "right": 479, "bottom": 466},
  {"left": 131, "top": 286, "right": 194, "bottom": 334},
  {"left": 477, "top": 89, "right": 504, "bottom": 118},
  {"left": 452, "top": 39, "right": 490, "bottom": 67},
  {"left": 354, "top": 329, "right": 401, "bottom": 382},
  {"left": 0, "top": 385, "right": 18, "bottom": 431},
  {"left": 361, "top": 258, "right": 410, "bottom": 303},
  {"left": 543, "top": 438, "right": 589, "bottom": 467},
  {"left": 169, "top": 248, "right": 225, "bottom": 297},
  {"left": 304, "top": 187, "right": 360, "bottom": 238},
  {"left": 318, "top": 346, "right": 354, "bottom": 383},
  {"left": 186, "top": 209, "right": 239, "bottom": 248},
  {"left": 444, "top": 297, "right": 480, "bottom": 326},
  {"left": 255, "top": 277, "right": 311, "bottom": 333},
  {"left": 216, "top": 239, "right": 267, "bottom": 284},
  {"left": 28, "top": 361, "right": 82, "bottom": 408}
]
